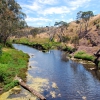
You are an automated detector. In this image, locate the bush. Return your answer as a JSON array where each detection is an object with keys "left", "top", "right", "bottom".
[
  {"left": 30, "top": 28, "right": 39, "bottom": 37},
  {"left": 63, "top": 46, "right": 77, "bottom": 53},
  {"left": 6, "top": 42, "right": 14, "bottom": 48},
  {"left": 74, "top": 51, "right": 95, "bottom": 61}
]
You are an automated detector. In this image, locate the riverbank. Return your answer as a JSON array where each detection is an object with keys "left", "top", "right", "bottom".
[
  {"left": 12, "top": 37, "right": 61, "bottom": 52},
  {"left": 12, "top": 37, "right": 97, "bottom": 62},
  {"left": 11, "top": 36, "right": 100, "bottom": 68},
  {"left": 0, "top": 45, "right": 29, "bottom": 93}
]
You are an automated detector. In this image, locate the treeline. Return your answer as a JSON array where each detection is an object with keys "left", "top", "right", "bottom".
[{"left": 0, "top": 0, "right": 27, "bottom": 45}]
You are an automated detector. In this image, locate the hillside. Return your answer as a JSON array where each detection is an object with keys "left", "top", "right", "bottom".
[
  {"left": 13, "top": 14, "right": 100, "bottom": 55},
  {"left": 37, "top": 14, "right": 100, "bottom": 55}
]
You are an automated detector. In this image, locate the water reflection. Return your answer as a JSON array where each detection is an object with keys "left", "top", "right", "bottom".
[{"left": 12, "top": 44, "right": 100, "bottom": 100}]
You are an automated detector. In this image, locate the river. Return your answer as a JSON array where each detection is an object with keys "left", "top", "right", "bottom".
[{"left": 5, "top": 44, "right": 100, "bottom": 100}]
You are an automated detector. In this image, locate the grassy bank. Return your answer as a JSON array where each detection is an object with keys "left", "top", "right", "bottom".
[
  {"left": 12, "top": 37, "right": 61, "bottom": 51},
  {"left": 0, "top": 46, "right": 29, "bottom": 92},
  {"left": 74, "top": 51, "right": 95, "bottom": 61}
]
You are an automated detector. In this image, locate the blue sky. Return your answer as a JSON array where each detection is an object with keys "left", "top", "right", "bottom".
[{"left": 16, "top": 0, "right": 100, "bottom": 27}]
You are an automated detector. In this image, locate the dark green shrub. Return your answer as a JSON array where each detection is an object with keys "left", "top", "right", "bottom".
[
  {"left": 6, "top": 42, "right": 14, "bottom": 48},
  {"left": 63, "top": 46, "right": 77, "bottom": 53}
]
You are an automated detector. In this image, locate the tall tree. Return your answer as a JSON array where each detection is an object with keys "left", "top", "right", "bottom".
[
  {"left": 81, "top": 11, "right": 94, "bottom": 32},
  {"left": 30, "top": 28, "right": 39, "bottom": 37},
  {"left": 0, "top": 0, "right": 27, "bottom": 45},
  {"left": 76, "top": 11, "right": 83, "bottom": 34},
  {"left": 76, "top": 11, "right": 94, "bottom": 34},
  {"left": 54, "top": 21, "right": 69, "bottom": 42}
]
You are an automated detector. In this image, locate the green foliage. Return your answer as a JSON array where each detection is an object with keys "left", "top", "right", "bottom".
[
  {"left": 76, "top": 11, "right": 94, "bottom": 32},
  {"left": 5, "top": 42, "right": 14, "bottom": 48},
  {"left": 43, "top": 41, "right": 60, "bottom": 50},
  {"left": 4, "top": 80, "right": 19, "bottom": 91},
  {"left": 54, "top": 21, "right": 69, "bottom": 27},
  {"left": 81, "top": 11, "right": 94, "bottom": 21},
  {"left": 74, "top": 51, "right": 95, "bottom": 61},
  {"left": 0, "top": 0, "right": 27, "bottom": 45},
  {"left": 14, "top": 37, "right": 29, "bottom": 44},
  {"left": 63, "top": 46, "right": 76, "bottom": 53},
  {"left": 0, "top": 47, "right": 29, "bottom": 91},
  {"left": 12, "top": 37, "right": 61, "bottom": 51}
]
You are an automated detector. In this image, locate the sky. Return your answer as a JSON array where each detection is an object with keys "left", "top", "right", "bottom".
[{"left": 16, "top": 0, "right": 100, "bottom": 27}]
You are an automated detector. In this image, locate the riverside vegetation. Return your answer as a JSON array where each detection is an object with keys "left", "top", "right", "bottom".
[
  {"left": 0, "top": 0, "right": 29, "bottom": 93},
  {"left": 0, "top": 43, "right": 29, "bottom": 92}
]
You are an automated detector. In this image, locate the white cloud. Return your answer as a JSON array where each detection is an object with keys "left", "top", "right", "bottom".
[
  {"left": 37, "top": 0, "right": 59, "bottom": 5},
  {"left": 22, "top": 2, "right": 42, "bottom": 11},
  {"left": 39, "top": 6, "right": 70, "bottom": 15},
  {"left": 68, "top": 0, "right": 91, "bottom": 9},
  {"left": 16, "top": 0, "right": 94, "bottom": 26},
  {"left": 21, "top": 0, "right": 91, "bottom": 16},
  {"left": 25, "top": 16, "right": 52, "bottom": 22}
]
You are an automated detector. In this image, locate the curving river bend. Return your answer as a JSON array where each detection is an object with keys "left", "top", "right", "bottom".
[{"left": 9, "top": 44, "right": 100, "bottom": 100}]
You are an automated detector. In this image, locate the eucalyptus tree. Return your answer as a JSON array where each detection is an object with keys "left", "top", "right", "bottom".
[
  {"left": 76, "top": 11, "right": 83, "bottom": 34},
  {"left": 0, "top": 0, "right": 27, "bottom": 45},
  {"left": 30, "top": 28, "right": 39, "bottom": 37},
  {"left": 54, "top": 21, "right": 68, "bottom": 28},
  {"left": 76, "top": 11, "right": 94, "bottom": 33},
  {"left": 81, "top": 11, "right": 94, "bottom": 32},
  {"left": 54, "top": 21, "right": 69, "bottom": 42}
]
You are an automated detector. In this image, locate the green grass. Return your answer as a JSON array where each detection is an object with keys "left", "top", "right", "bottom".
[
  {"left": 74, "top": 51, "right": 95, "bottom": 61},
  {"left": 62, "top": 46, "right": 76, "bottom": 53},
  {"left": 12, "top": 37, "right": 61, "bottom": 51},
  {"left": 42, "top": 41, "right": 61, "bottom": 50},
  {"left": 0, "top": 47, "right": 29, "bottom": 91}
]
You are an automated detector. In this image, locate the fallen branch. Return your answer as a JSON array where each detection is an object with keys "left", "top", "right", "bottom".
[{"left": 15, "top": 76, "right": 46, "bottom": 100}]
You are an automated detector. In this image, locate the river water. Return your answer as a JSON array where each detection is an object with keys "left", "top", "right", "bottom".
[{"left": 10, "top": 44, "right": 100, "bottom": 100}]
